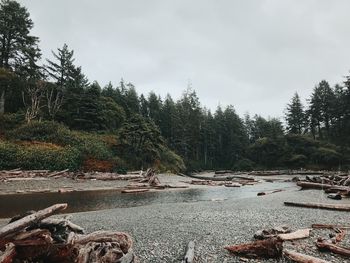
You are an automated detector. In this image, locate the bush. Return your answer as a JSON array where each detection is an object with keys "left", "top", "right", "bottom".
[
  {"left": 11, "top": 121, "right": 114, "bottom": 161},
  {"left": 0, "top": 140, "right": 81, "bottom": 170},
  {"left": 0, "top": 140, "right": 19, "bottom": 169},
  {"left": 0, "top": 113, "right": 24, "bottom": 133},
  {"left": 158, "top": 146, "right": 186, "bottom": 172}
]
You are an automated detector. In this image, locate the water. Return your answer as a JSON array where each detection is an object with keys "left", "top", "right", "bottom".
[{"left": 0, "top": 181, "right": 297, "bottom": 218}]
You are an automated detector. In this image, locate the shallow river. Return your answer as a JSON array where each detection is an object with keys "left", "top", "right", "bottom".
[{"left": 0, "top": 181, "right": 297, "bottom": 218}]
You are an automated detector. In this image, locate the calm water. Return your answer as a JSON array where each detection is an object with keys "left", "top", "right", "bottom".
[{"left": 0, "top": 181, "right": 296, "bottom": 218}]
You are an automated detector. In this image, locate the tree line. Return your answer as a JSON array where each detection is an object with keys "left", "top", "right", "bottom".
[{"left": 1, "top": 0, "right": 350, "bottom": 171}]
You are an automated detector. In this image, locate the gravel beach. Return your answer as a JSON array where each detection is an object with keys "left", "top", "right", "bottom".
[
  {"left": 68, "top": 188, "right": 349, "bottom": 262},
  {"left": 1, "top": 174, "right": 349, "bottom": 262}
]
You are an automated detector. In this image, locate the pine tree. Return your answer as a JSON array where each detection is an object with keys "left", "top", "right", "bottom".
[
  {"left": 45, "top": 44, "right": 76, "bottom": 119},
  {"left": 285, "top": 92, "right": 305, "bottom": 134},
  {"left": 0, "top": 0, "right": 41, "bottom": 113}
]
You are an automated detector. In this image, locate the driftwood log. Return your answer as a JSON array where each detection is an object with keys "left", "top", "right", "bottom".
[
  {"left": 316, "top": 239, "right": 350, "bottom": 257},
  {"left": 283, "top": 249, "right": 329, "bottom": 263},
  {"left": 0, "top": 204, "right": 135, "bottom": 263},
  {"left": 224, "top": 237, "right": 283, "bottom": 258},
  {"left": 0, "top": 204, "right": 67, "bottom": 239},
  {"left": 278, "top": 229, "right": 311, "bottom": 241}
]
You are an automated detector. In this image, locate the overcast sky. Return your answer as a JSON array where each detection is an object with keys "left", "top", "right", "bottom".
[{"left": 18, "top": 0, "right": 350, "bottom": 118}]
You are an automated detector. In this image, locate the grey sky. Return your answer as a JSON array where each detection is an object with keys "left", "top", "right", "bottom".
[{"left": 19, "top": 0, "right": 350, "bottom": 118}]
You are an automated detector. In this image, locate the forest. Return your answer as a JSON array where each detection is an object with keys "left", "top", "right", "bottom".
[{"left": 0, "top": 0, "right": 350, "bottom": 173}]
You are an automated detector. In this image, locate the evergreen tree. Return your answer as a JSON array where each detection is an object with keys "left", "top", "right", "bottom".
[
  {"left": 45, "top": 44, "right": 75, "bottom": 119},
  {"left": 0, "top": 0, "right": 41, "bottom": 113},
  {"left": 147, "top": 91, "right": 162, "bottom": 126},
  {"left": 285, "top": 92, "right": 305, "bottom": 134}
]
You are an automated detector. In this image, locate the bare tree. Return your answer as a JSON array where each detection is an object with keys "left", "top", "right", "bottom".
[
  {"left": 46, "top": 83, "right": 64, "bottom": 120},
  {"left": 22, "top": 80, "right": 46, "bottom": 123}
]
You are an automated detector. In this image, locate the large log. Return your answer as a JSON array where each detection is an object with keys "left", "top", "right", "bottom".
[
  {"left": 283, "top": 249, "right": 329, "bottom": 263},
  {"left": 316, "top": 240, "right": 350, "bottom": 257},
  {"left": 224, "top": 237, "right": 283, "bottom": 258},
  {"left": 0, "top": 203, "right": 68, "bottom": 239},
  {"left": 284, "top": 202, "right": 350, "bottom": 212},
  {"left": 296, "top": 182, "right": 333, "bottom": 190}
]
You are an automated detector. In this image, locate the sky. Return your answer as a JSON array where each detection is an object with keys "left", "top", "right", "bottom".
[{"left": 18, "top": 0, "right": 350, "bottom": 118}]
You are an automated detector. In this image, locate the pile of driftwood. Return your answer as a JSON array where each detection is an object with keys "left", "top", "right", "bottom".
[
  {"left": 0, "top": 169, "right": 143, "bottom": 182},
  {"left": 0, "top": 204, "right": 135, "bottom": 263},
  {"left": 181, "top": 172, "right": 260, "bottom": 188},
  {"left": 122, "top": 168, "right": 188, "bottom": 194},
  {"left": 225, "top": 224, "right": 350, "bottom": 262},
  {"left": 296, "top": 173, "right": 350, "bottom": 200}
]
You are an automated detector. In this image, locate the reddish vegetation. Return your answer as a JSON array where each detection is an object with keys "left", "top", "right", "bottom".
[{"left": 82, "top": 158, "right": 114, "bottom": 172}]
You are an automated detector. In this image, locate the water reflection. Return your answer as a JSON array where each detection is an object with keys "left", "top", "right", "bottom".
[{"left": 0, "top": 181, "right": 296, "bottom": 218}]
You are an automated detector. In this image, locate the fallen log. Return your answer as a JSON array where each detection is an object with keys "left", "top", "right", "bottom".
[
  {"left": 257, "top": 189, "right": 283, "bottom": 196},
  {"left": 48, "top": 169, "right": 69, "bottom": 178},
  {"left": 296, "top": 182, "right": 333, "bottom": 190},
  {"left": 182, "top": 241, "right": 195, "bottom": 263},
  {"left": 284, "top": 202, "right": 350, "bottom": 212},
  {"left": 224, "top": 237, "right": 283, "bottom": 258},
  {"left": 225, "top": 183, "right": 242, "bottom": 187},
  {"left": 0, "top": 203, "right": 68, "bottom": 239},
  {"left": 278, "top": 229, "right": 311, "bottom": 241},
  {"left": 283, "top": 249, "right": 329, "bottom": 263},
  {"left": 316, "top": 239, "right": 350, "bottom": 257}
]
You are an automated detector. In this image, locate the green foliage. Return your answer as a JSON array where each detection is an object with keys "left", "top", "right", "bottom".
[
  {"left": 232, "top": 158, "right": 255, "bottom": 171},
  {"left": 285, "top": 92, "right": 306, "bottom": 134},
  {"left": 248, "top": 137, "right": 287, "bottom": 169},
  {"left": 0, "top": 112, "right": 24, "bottom": 132},
  {"left": 0, "top": 140, "right": 18, "bottom": 169},
  {"left": 10, "top": 121, "right": 113, "bottom": 160},
  {"left": 0, "top": 139, "right": 81, "bottom": 170}
]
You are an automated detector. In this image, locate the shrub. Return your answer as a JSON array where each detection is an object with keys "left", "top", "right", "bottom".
[
  {"left": 0, "top": 113, "right": 24, "bottom": 133},
  {"left": 0, "top": 140, "right": 81, "bottom": 170},
  {"left": 0, "top": 140, "right": 19, "bottom": 169},
  {"left": 11, "top": 121, "right": 114, "bottom": 161}
]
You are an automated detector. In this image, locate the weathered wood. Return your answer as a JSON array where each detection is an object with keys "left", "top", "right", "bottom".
[
  {"left": 257, "top": 189, "right": 283, "bottom": 196},
  {"left": 316, "top": 240, "right": 350, "bottom": 257},
  {"left": 48, "top": 169, "right": 69, "bottom": 177},
  {"left": 182, "top": 241, "right": 195, "bottom": 263},
  {"left": 297, "top": 182, "right": 333, "bottom": 190},
  {"left": 254, "top": 226, "right": 290, "bottom": 240},
  {"left": 0, "top": 203, "right": 68, "bottom": 239},
  {"left": 73, "top": 231, "right": 133, "bottom": 254},
  {"left": 0, "top": 243, "right": 16, "bottom": 263},
  {"left": 284, "top": 202, "right": 350, "bottom": 211},
  {"left": 283, "top": 249, "right": 329, "bottom": 263},
  {"left": 224, "top": 237, "right": 283, "bottom": 258},
  {"left": 335, "top": 229, "right": 346, "bottom": 243},
  {"left": 278, "top": 229, "right": 311, "bottom": 241}
]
